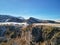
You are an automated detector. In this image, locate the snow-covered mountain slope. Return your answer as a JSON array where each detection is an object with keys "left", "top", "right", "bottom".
[
  {"left": 0, "top": 15, "right": 60, "bottom": 24},
  {"left": 0, "top": 15, "right": 25, "bottom": 22},
  {"left": 27, "top": 17, "right": 57, "bottom": 24}
]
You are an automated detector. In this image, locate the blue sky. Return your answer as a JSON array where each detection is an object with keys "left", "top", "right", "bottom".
[{"left": 0, "top": 0, "right": 60, "bottom": 20}]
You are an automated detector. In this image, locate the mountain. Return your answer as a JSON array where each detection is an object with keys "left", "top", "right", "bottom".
[
  {"left": 27, "top": 17, "right": 57, "bottom": 24},
  {"left": 27, "top": 17, "right": 41, "bottom": 24},
  {"left": 18, "top": 17, "right": 25, "bottom": 20},
  {"left": 0, "top": 15, "right": 25, "bottom": 22},
  {"left": 0, "top": 15, "right": 60, "bottom": 24}
]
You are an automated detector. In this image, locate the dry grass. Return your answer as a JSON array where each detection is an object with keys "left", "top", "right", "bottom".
[{"left": 0, "top": 25, "right": 60, "bottom": 45}]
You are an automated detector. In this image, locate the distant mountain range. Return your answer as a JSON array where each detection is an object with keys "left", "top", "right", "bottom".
[{"left": 0, "top": 15, "right": 60, "bottom": 24}]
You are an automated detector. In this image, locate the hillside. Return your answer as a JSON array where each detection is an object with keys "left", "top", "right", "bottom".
[{"left": 0, "top": 23, "right": 60, "bottom": 45}]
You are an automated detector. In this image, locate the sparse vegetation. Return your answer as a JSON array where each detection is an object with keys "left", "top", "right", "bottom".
[{"left": 0, "top": 24, "right": 60, "bottom": 45}]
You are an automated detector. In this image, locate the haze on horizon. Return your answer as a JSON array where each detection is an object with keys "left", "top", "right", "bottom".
[{"left": 0, "top": 0, "right": 60, "bottom": 20}]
